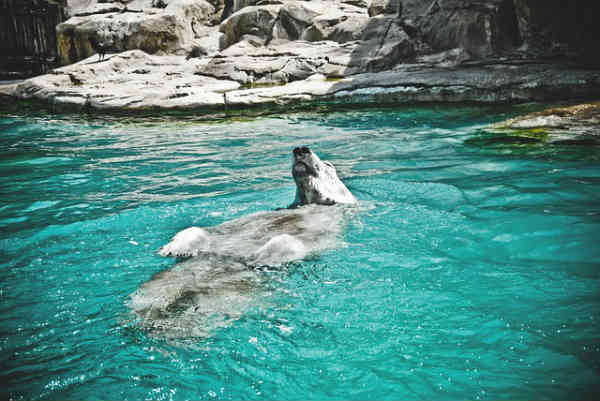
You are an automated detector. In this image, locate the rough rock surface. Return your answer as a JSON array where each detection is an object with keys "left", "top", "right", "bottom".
[
  {"left": 490, "top": 102, "right": 600, "bottom": 139},
  {"left": 368, "top": 0, "right": 401, "bottom": 17},
  {"left": 2, "top": 48, "right": 599, "bottom": 114},
  {"left": 57, "top": 0, "right": 218, "bottom": 65},
  {"left": 1, "top": 0, "right": 600, "bottom": 113},
  {"left": 219, "top": 4, "right": 282, "bottom": 48}
]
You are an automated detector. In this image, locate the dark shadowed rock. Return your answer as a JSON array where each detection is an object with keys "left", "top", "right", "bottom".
[
  {"left": 368, "top": 0, "right": 402, "bottom": 17},
  {"left": 405, "top": 0, "right": 520, "bottom": 58},
  {"left": 342, "top": 0, "right": 368, "bottom": 8},
  {"left": 350, "top": 16, "right": 414, "bottom": 71},
  {"left": 513, "top": 0, "right": 600, "bottom": 65},
  {"left": 397, "top": 0, "right": 599, "bottom": 63}
]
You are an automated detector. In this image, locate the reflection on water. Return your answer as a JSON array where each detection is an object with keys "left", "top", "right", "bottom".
[{"left": 1, "top": 104, "right": 599, "bottom": 400}]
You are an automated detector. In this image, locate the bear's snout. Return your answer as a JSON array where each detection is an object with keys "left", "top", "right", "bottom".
[{"left": 293, "top": 146, "right": 311, "bottom": 157}]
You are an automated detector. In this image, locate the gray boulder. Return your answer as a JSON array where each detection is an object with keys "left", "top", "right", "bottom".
[
  {"left": 272, "top": 1, "right": 368, "bottom": 44},
  {"left": 351, "top": 16, "right": 414, "bottom": 71},
  {"left": 272, "top": 1, "right": 324, "bottom": 41},
  {"left": 219, "top": 5, "right": 282, "bottom": 48},
  {"left": 301, "top": 14, "right": 370, "bottom": 43}
]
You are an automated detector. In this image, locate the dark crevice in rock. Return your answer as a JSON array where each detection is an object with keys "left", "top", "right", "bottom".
[
  {"left": 152, "top": 0, "right": 168, "bottom": 8},
  {"left": 278, "top": 14, "right": 303, "bottom": 40},
  {"left": 168, "top": 92, "right": 190, "bottom": 99},
  {"left": 493, "top": 0, "right": 521, "bottom": 52},
  {"left": 222, "top": 0, "right": 236, "bottom": 20},
  {"left": 264, "top": 14, "right": 280, "bottom": 45},
  {"left": 426, "top": 0, "right": 440, "bottom": 16},
  {"left": 193, "top": 72, "right": 224, "bottom": 80},
  {"left": 375, "top": 19, "right": 395, "bottom": 59},
  {"left": 72, "top": 7, "right": 123, "bottom": 17}
]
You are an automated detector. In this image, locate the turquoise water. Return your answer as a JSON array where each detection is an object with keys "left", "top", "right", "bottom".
[{"left": 1, "top": 105, "right": 599, "bottom": 400}]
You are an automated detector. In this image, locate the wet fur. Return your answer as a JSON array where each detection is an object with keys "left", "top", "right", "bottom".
[{"left": 130, "top": 148, "right": 356, "bottom": 338}]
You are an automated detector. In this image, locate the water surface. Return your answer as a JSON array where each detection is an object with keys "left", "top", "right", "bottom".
[{"left": 1, "top": 105, "right": 599, "bottom": 400}]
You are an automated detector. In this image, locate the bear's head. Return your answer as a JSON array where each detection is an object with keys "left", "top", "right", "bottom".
[{"left": 291, "top": 147, "right": 356, "bottom": 207}]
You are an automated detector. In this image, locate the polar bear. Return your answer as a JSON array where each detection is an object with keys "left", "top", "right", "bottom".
[
  {"left": 129, "top": 147, "right": 356, "bottom": 338},
  {"left": 157, "top": 147, "right": 355, "bottom": 260},
  {"left": 290, "top": 146, "right": 356, "bottom": 207}
]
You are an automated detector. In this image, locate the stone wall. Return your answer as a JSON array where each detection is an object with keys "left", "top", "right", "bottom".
[
  {"left": 2, "top": 0, "right": 598, "bottom": 79},
  {"left": 401, "top": 0, "right": 599, "bottom": 62},
  {"left": 0, "top": 0, "right": 67, "bottom": 79}
]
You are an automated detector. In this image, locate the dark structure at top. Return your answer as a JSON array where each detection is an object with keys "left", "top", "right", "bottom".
[{"left": 0, "top": 0, "right": 68, "bottom": 79}]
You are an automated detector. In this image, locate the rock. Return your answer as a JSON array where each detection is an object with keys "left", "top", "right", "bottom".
[
  {"left": 7, "top": 50, "right": 239, "bottom": 111},
  {"left": 348, "top": 16, "right": 414, "bottom": 71},
  {"left": 488, "top": 102, "right": 600, "bottom": 142},
  {"left": 342, "top": 0, "right": 368, "bottom": 9},
  {"left": 270, "top": 1, "right": 369, "bottom": 44},
  {"left": 166, "top": 0, "right": 219, "bottom": 25},
  {"left": 4, "top": 47, "right": 600, "bottom": 113},
  {"left": 513, "top": 0, "right": 599, "bottom": 63},
  {"left": 272, "top": 1, "right": 325, "bottom": 41},
  {"left": 234, "top": 63, "right": 600, "bottom": 107},
  {"left": 224, "top": 1, "right": 368, "bottom": 46},
  {"left": 3, "top": 0, "right": 600, "bottom": 116},
  {"left": 68, "top": 2, "right": 124, "bottom": 17},
  {"left": 221, "top": 0, "right": 281, "bottom": 20},
  {"left": 184, "top": 25, "right": 225, "bottom": 56},
  {"left": 271, "top": 56, "right": 329, "bottom": 84},
  {"left": 368, "top": 0, "right": 402, "bottom": 17},
  {"left": 186, "top": 43, "right": 208, "bottom": 58},
  {"left": 202, "top": 0, "right": 227, "bottom": 23},
  {"left": 199, "top": 38, "right": 334, "bottom": 85},
  {"left": 408, "top": 0, "right": 521, "bottom": 58},
  {"left": 416, "top": 47, "right": 471, "bottom": 67},
  {"left": 56, "top": 0, "right": 217, "bottom": 65},
  {"left": 218, "top": 5, "right": 281, "bottom": 49},
  {"left": 301, "top": 14, "right": 370, "bottom": 43}
]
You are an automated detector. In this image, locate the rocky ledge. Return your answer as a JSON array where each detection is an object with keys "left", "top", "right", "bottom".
[
  {"left": 489, "top": 102, "right": 600, "bottom": 141},
  {"left": 2, "top": 49, "right": 600, "bottom": 113},
  {"left": 1, "top": 0, "right": 599, "bottom": 114}
]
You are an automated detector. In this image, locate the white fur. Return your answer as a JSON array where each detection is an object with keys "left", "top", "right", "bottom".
[
  {"left": 158, "top": 226, "right": 209, "bottom": 257},
  {"left": 135, "top": 148, "right": 358, "bottom": 338},
  {"left": 250, "top": 234, "right": 307, "bottom": 266},
  {"left": 159, "top": 149, "right": 355, "bottom": 259},
  {"left": 292, "top": 148, "right": 356, "bottom": 206}
]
